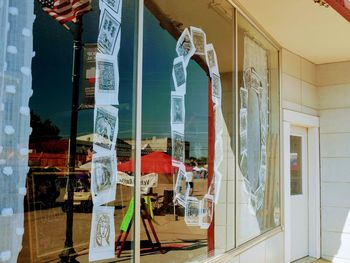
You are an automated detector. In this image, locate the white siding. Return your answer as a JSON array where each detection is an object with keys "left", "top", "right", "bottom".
[
  {"left": 318, "top": 61, "right": 350, "bottom": 262},
  {"left": 218, "top": 232, "right": 284, "bottom": 263},
  {"left": 281, "top": 49, "right": 318, "bottom": 116}
]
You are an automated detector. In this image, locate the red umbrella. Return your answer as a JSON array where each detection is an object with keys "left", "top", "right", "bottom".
[{"left": 118, "top": 151, "right": 190, "bottom": 174}]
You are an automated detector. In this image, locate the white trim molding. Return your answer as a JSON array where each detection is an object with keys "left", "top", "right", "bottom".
[{"left": 283, "top": 109, "right": 321, "bottom": 262}]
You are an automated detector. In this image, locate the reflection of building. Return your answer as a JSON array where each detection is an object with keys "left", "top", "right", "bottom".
[
  {"left": 29, "top": 136, "right": 132, "bottom": 170},
  {"left": 78, "top": 134, "right": 132, "bottom": 162},
  {"left": 124, "top": 136, "right": 190, "bottom": 158}
]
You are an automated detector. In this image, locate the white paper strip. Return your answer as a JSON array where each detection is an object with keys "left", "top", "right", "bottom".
[{"left": 89, "top": 206, "right": 115, "bottom": 261}]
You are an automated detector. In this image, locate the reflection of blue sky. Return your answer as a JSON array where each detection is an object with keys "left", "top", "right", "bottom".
[
  {"left": 31, "top": 2, "right": 208, "bottom": 157},
  {"left": 143, "top": 8, "right": 208, "bottom": 157},
  {"left": 31, "top": 0, "right": 136, "bottom": 139}
]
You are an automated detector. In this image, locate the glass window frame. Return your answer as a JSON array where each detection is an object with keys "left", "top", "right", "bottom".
[
  {"left": 132, "top": 1, "right": 283, "bottom": 262},
  {"left": 234, "top": 7, "right": 282, "bottom": 247},
  {"left": 19, "top": 0, "right": 282, "bottom": 262}
]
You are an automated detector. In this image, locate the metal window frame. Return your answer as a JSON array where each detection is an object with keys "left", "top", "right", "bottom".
[{"left": 133, "top": 1, "right": 144, "bottom": 263}]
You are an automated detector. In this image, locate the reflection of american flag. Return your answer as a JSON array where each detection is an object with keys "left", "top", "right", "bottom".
[{"left": 37, "top": 0, "right": 92, "bottom": 24}]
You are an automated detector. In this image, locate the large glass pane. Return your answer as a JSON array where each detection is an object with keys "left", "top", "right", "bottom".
[
  {"left": 290, "top": 135, "right": 303, "bottom": 195},
  {"left": 19, "top": 1, "right": 138, "bottom": 262},
  {"left": 132, "top": 0, "right": 235, "bottom": 261},
  {"left": 236, "top": 12, "right": 280, "bottom": 245}
]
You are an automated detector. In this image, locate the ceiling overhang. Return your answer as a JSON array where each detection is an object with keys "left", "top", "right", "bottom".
[
  {"left": 235, "top": 0, "right": 350, "bottom": 64},
  {"left": 325, "top": 0, "right": 350, "bottom": 22}
]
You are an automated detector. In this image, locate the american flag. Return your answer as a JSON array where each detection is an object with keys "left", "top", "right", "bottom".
[{"left": 37, "top": 0, "right": 92, "bottom": 24}]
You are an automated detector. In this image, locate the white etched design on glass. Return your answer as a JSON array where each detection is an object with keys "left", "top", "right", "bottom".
[{"left": 239, "top": 35, "right": 269, "bottom": 215}]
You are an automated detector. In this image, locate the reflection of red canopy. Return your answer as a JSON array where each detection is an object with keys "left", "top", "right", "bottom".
[{"left": 118, "top": 151, "right": 190, "bottom": 174}]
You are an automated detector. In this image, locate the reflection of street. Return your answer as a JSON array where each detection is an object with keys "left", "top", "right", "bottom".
[{"left": 19, "top": 180, "right": 208, "bottom": 263}]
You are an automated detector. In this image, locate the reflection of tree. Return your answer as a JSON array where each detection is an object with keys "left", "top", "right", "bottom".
[{"left": 30, "top": 111, "right": 61, "bottom": 142}]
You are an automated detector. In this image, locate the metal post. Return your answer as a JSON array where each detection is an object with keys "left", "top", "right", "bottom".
[{"left": 59, "top": 17, "right": 83, "bottom": 263}]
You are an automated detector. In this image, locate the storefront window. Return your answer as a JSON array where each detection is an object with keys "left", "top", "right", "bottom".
[
  {"left": 140, "top": 0, "right": 235, "bottom": 261},
  {"left": 18, "top": 1, "right": 138, "bottom": 262},
  {"left": 1, "top": 1, "right": 281, "bottom": 262},
  {"left": 236, "top": 13, "right": 280, "bottom": 245}
]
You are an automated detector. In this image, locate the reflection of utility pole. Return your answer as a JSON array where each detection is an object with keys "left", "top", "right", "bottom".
[{"left": 59, "top": 17, "right": 83, "bottom": 263}]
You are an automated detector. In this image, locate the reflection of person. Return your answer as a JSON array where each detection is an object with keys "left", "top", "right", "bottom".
[
  {"left": 94, "top": 162, "right": 111, "bottom": 193},
  {"left": 95, "top": 214, "right": 110, "bottom": 247},
  {"left": 86, "top": 146, "right": 94, "bottom": 163},
  {"left": 185, "top": 171, "right": 194, "bottom": 195}
]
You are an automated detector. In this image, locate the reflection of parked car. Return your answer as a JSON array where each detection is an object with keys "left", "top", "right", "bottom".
[
  {"left": 62, "top": 171, "right": 92, "bottom": 213},
  {"left": 25, "top": 167, "right": 61, "bottom": 211}
]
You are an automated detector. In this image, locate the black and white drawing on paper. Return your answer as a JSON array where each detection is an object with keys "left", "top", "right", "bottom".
[
  {"left": 91, "top": 152, "right": 116, "bottom": 205},
  {"left": 174, "top": 163, "right": 189, "bottom": 208},
  {"left": 185, "top": 197, "right": 200, "bottom": 226},
  {"left": 173, "top": 60, "right": 186, "bottom": 87},
  {"left": 205, "top": 44, "right": 219, "bottom": 75},
  {"left": 98, "top": 61, "right": 114, "bottom": 91},
  {"left": 211, "top": 73, "right": 222, "bottom": 100},
  {"left": 95, "top": 214, "right": 111, "bottom": 247},
  {"left": 100, "top": 0, "right": 122, "bottom": 15},
  {"left": 172, "top": 131, "right": 185, "bottom": 165},
  {"left": 93, "top": 155, "right": 113, "bottom": 194},
  {"left": 190, "top": 27, "right": 206, "bottom": 56},
  {"left": 171, "top": 94, "right": 185, "bottom": 124},
  {"left": 176, "top": 28, "right": 196, "bottom": 66},
  {"left": 98, "top": 8, "right": 121, "bottom": 55},
  {"left": 94, "top": 106, "right": 118, "bottom": 152},
  {"left": 199, "top": 194, "right": 214, "bottom": 229},
  {"left": 207, "top": 49, "right": 216, "bottom": 68},
  {"left": 95, "top": 53, "right": 119, "bottom": 105},
  {"left": 89, "top": 206, "right": 115, "bottom": 261}
]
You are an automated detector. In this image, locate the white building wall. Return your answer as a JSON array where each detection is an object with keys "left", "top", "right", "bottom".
[
  {"left": 217, "top": 232, "right": 284, "bottom": 263},
  {"left": 318, "top": 61, "right": 350, "bottom": 263},
  {"left": 281, "top": 49, "right": 318, "bottom": 116}
]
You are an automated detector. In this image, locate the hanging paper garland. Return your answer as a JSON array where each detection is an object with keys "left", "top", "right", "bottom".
[
  {"left": 89, "top": 0, "right": 123, "bottom": 261},
  {"left": 172, "top": 27, "right": 224, "bottom": 229}
]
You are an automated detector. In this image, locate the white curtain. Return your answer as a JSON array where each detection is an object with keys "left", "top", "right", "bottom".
[{"left": 0, "top": 0, "right": 34, "bottom": 262}]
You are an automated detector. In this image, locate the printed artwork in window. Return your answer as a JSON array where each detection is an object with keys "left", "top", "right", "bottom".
[{"left": 171, "top": 27, "right": 224, "bottom": 229}]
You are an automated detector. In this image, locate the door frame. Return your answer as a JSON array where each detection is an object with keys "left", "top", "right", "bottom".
[{"left": 283, "top": 109, "right": 320, "bottom": 262}]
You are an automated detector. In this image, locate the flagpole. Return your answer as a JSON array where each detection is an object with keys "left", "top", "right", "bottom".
[{"left": 59, "top": 16, "right": 83, "bottom": 263}]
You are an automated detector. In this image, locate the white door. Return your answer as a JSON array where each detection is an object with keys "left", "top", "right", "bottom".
[{"left": 290, "top": 126, "right": 309, "bottom": 262}]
